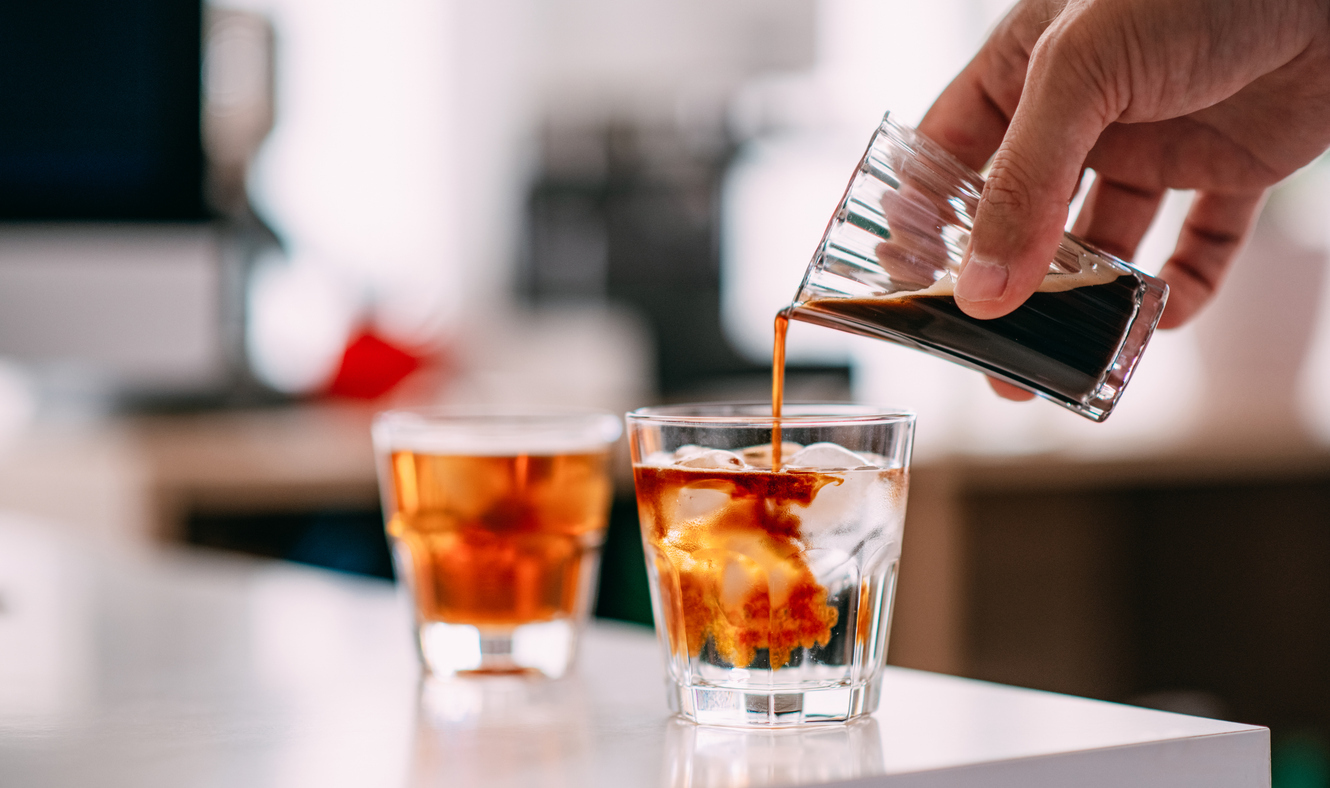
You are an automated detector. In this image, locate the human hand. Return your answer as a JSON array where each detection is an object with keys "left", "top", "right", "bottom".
[{"left": 920, "top": 0, "right": 1330, "bottom": 400}]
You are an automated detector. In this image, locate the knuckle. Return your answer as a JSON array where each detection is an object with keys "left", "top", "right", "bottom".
[
  {"left": 1185, "top": 224, "right": 1243, "bottom": 251},
  {"left": 982, "top": 152, "right": 1040, "bottom": 214},
  {"left": 1027, "top": 4, "right": 1126, "bottom": 117},
  {"left": 1166, "top": 257, "right": 1218, "bottom": 299}
]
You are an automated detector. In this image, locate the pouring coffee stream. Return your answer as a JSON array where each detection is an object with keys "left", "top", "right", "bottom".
[{"left": 771, "top": 309, "right": 791, "bottom": 471}]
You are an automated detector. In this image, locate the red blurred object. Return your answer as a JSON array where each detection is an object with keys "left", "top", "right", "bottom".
[{"left": 327, "top": 331, "right": 422, "bottom": 400}]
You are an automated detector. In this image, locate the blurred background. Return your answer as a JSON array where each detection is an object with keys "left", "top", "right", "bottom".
[{"left": 2, "top": 0, "right": 1330, "bottom": 783}]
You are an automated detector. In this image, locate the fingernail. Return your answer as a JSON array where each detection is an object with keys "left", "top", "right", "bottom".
[{"left": 955, "top": 255, "right": 1008, "bottom": 303}]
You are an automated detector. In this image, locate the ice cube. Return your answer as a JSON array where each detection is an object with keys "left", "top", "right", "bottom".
[
  {"left": 676, "top": 487, "right": 731, "bottom": 522},
  {"left": 796, "top": 469, "right": 907, "bottom": 553},
  {"left": 805, "top": 547, "right": 854, "bottom": 578},
  {"left": 738, "top": 441, "right": 803, "bottom": 469},
  {"left": 673, "top": 445, "right": 709, "bottom": 461},
  {"left": 677, "top": 448, "right": 748, "bottom": 470},
  {"left": 784, "top": 442, "right": 873, "bottom": 470}
]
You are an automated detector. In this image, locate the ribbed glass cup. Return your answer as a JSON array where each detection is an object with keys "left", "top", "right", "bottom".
[{"left": 791, "top": 113, "right": 1168, "bottom": 421}]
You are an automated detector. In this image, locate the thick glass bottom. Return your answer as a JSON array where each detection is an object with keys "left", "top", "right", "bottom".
[
  {"left": 669, "top": 678, "right": 882, "bottom": 727},
  {"left": 417, "top": 619, "right": 576, "bottom": 679}
]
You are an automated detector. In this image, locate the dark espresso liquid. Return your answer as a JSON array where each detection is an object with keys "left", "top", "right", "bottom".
[{"left": 794, "top": 274, "right": 1143, "bottom": 404}]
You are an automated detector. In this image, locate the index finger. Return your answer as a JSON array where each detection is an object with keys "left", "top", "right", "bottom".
[
  {"left": 918, "top": 62, "right": 1013, "bottom": 171},
  {"left": 917, "top": 0, "right": 1048, "bottom": 169}
]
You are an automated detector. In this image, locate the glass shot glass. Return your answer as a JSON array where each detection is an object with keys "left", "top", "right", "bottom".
[
  {"left": 790, "top": 113, "right": 1168, "bottom": 422},
  {"left": 372, "top": 408, "right": 622, "bottom": 679},
  {"left": 627, "top": 403, "right": 914, "bottom": 726}
]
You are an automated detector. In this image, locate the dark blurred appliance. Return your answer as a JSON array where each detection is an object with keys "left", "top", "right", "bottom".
[
  {"left": 0, "top": 1, "right": 271, "bottom": 403},
  {"left": 523, "top": 118, "right": 850, "bottom": 401},
  {"left": 0, "top": 1, "right": 206, "bottom": 220}
]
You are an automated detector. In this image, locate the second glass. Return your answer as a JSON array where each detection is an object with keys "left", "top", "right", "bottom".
[
  {"left": 791, "top": 113, "right": 1168, "bottom": 422},
  {"left": 373, "top": 408, "right": 621, "bottom": 679},
  {"left": 628, "top": 404, "right": 914, "bottom": 726}
]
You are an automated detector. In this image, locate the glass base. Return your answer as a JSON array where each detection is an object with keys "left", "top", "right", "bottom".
[
  {"left": 418, "top": 619, "right": 576, "bottom": 679},
  {"left": 668, "top": 678, "right": 882, "bottom": 727}
]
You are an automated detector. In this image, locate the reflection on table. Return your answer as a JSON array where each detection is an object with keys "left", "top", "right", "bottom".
[{"left": 0, "top": 512, "right": 1267, "bottom": 787}]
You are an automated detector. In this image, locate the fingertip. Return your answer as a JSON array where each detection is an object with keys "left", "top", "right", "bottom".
[
  {"left": 955, "top": 295, "right": 1022, "bottom": 320},
  {"left": 1154, "top": 300, "right": 1190, "bottom": 331},
  {"left": 1154, "top": 264, "right": 1206, "bottom": 330},
  {"left": 953, "top": 255, "right": 1009, "bottom": 304},
  {"left": 988, "top": 377, "right": 1037, "bottom": 401},
  {"left": 952, "top": 245, "right": 1051, "bottom": 320}
]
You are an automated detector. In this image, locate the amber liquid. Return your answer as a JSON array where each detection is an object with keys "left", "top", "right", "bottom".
[
  {"left": 771, "top": 309, "right": 790, "bottom": 471},
  {"left": 386, "top": 451, "right": 612, "bottom": 626},
  {"left": 634, "top": 463, "right": 846, "bottom": 668}
]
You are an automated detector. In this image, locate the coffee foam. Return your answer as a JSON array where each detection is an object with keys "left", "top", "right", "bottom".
[{"left": 889, "top": 259, "right": 1121, "bottom": 300}]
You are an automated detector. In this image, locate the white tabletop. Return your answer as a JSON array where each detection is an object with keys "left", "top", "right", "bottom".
[{"left": 0, "top": 514, "right": 1268, "bottom": 787}]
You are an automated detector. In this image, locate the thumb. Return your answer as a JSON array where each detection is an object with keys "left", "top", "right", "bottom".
[{"left": 955, "top": 21, "right": 1117, "bottom": 319}]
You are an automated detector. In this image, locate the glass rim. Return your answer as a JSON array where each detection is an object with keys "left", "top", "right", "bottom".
[
  {"left": 795, "top": 111, "right": 982, "bottom": 306},
  {"left": 373, "top": 405, "right": 622, "bottom": 453},
  {"left": 374, "top": 403, "right": 620, "bottom": 423},
  {"left": 626, "top": 401, "right": 914, "bottom": 427},
  {"left": 877, "top": 111, "right": 984, "bottom": 187}
]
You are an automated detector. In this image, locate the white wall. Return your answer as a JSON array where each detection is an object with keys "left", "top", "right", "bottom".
[{"left": 227, "top": 0, "right": 817, "bottom": 392}]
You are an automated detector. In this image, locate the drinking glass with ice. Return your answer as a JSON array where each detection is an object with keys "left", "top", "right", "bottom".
[{"left": 627, "top": 403, "right": 914, "bottom": 726}]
